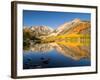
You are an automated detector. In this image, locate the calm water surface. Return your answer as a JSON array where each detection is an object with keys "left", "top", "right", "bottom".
[{"left": 23, "top": 41, "right": 90, "bottom": 69}]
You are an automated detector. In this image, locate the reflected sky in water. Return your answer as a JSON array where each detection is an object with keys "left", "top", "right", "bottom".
[{"left": 23, "top": 41, "right": 90, "bottom": 69}]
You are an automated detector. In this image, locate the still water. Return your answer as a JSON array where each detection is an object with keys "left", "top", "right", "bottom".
[{"left": 23, "top": 40, "right": 90, "bottom": 69}]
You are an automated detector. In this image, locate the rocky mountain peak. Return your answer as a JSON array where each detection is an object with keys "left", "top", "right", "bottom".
[
  {"left": 71, "top": 18, "right": 81, "bottom": 23},
  {"left": 23, "top": 18, "right": 90, "bottom": 38}
]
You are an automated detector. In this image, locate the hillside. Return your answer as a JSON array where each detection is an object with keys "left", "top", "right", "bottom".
[{"left": 23, "top": 18, "right": 91, "bottom": 44}]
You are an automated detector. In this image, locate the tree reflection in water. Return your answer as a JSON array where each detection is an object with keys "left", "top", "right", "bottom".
[{"left": 23, "top": 38, "right": 90, "bottom": 69}]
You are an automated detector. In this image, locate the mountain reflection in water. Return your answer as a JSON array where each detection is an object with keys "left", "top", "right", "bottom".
[{"left": 23, "top": 39, "right": 90, "bottom": 69}]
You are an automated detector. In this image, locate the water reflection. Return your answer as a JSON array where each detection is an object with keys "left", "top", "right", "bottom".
[{"left": 23, "top": 38, "right": 90, "bottom": 69}]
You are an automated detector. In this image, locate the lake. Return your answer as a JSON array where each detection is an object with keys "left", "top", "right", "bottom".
[{"left": 23, "top": 39, "right": 90, "bottom": 69}]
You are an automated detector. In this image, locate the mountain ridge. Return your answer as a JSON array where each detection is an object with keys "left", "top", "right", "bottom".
[{"left": 23, "top": 18, "right": 90, "bottom": 42}]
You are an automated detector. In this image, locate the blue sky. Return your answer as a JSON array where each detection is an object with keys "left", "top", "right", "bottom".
[{"left": 23, "top": 10, "right": 91, "bottom": 29}]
